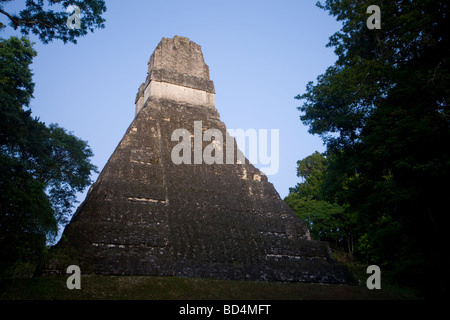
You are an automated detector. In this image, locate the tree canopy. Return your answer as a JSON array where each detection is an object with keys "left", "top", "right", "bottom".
[
  {"left": 0, "top": 36, "right": 97, "bottom": 278},
  {"left": 0, "top": 0, "right": 105, "bottom": 278},
  {"left": 0, "top": 0, "right": 106, "bottom": 44},
  {"left": 292, "top": 0, "right": 450, "bottom": 298},
  {"left": 285, "top": 152, "right": 356, "bottom": 255}
]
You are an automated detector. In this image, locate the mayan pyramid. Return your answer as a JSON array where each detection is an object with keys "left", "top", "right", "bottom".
[{"left": 43, "top": 36, "right": 350, "bottom": 283}]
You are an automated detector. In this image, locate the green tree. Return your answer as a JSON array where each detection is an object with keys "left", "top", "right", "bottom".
[
  {"left": 285, "top": 194, "right": 345, "bottom": 243},
  {"left": 285, "top": 152, "right": 356, "bottom": 255},
  {"left": 0, "top": 36, "right": 97, "bottom": 278},
  {"left": 296, "top": 1, "right": 450, "bottom": 297},
  {"left": 0, "top": 0, "right": 106, "bottom": 44},
  {"left": 290, "top": 151, "right": 327, "bottom": 199}
]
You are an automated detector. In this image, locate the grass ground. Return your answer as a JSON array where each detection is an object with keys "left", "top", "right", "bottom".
[{"left": 0, "top": 274, "right": 420, "bottom": 300}]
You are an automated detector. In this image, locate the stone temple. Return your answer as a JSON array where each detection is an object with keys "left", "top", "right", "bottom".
[{"left": 43, "top": 36, "right": 350, "bottom": 283}]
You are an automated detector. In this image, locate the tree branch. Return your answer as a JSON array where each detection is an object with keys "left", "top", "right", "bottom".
[
  {"left": 0, "top": 8, "right": 19, "bottom": 29},
  {"left": 0, "top": 8, "right": 56, "bottom": 30}
]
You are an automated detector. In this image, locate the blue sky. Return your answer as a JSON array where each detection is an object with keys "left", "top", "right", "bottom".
[{"left": 1, "top": 0, "right": 340, "bottom": 206}]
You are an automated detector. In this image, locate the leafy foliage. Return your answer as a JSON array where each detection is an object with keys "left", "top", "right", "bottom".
[
  {"left": 0, "top": 36, "right": 97, "bottom": 278},
  {"left": 291, "top": 151, "right": 327, "bottom": 199},
  {"left": 285, "top": 152, "right": 356, "bottom": 253},
  {"left": 293, "top": 0, "right": 450, "bottom": 297},
  {"left": 0, "top": 0, "right": 106, "bottom": 44},
  {"left": 285, "top": 195, "right": 344, "bottom": 243}
]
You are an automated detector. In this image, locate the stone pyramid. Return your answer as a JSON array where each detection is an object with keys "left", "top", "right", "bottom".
[{"left": 43, "top": 36, "right": 350, "bottom": 283}]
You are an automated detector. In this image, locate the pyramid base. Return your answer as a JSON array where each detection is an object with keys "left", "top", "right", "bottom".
[{"left": 40, "top": 236, "right": 352, "bottom": 284}]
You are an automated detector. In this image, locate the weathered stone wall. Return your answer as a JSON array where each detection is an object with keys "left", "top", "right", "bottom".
[
  {"left": 142, "top": 81, "right": 215, "bottom": 110},
  {"left": 148, "top": 36, "right": 212, "bottom": 82},
  {"left": 43, "top": 36, "right": 351, "bottom": 284},
  {"left": 135, "top": 36, "right": 215, "bottom": 116}
]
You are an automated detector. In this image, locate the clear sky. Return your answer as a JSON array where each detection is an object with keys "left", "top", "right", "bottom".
[{"left": 1, "top": 0, "right": 341, "bottom": 208}]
